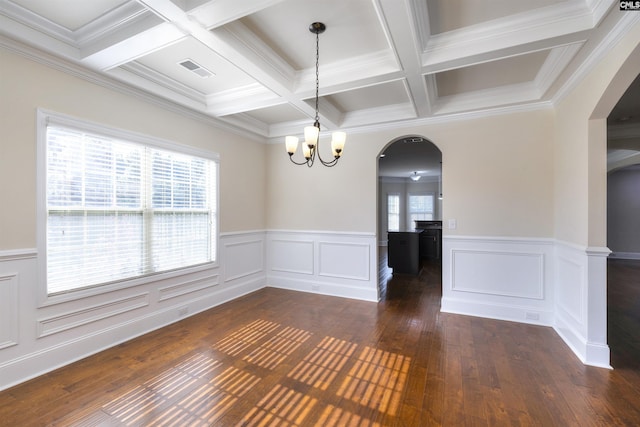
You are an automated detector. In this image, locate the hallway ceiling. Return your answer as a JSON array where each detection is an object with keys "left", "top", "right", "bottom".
[{"left": 2, "top": 0, "right": 634, "bottom": 145}]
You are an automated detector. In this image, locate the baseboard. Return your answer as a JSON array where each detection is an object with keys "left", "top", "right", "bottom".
[
  {"left": 267, "top": 276, "right": 378, "bottom": 302},
  {"left": 441, "top": 297, "right": 553, "bottom": 326},
  {"left": 553, "top": 319, "right": 612, "bottom": 369},
  {"left": 0, "top": 277, "right": 264, "bottom": 392}
]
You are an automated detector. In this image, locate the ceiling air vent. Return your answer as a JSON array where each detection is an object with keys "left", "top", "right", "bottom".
[{"left": 178, "top": 59, "right": 214, "bottom": 78}]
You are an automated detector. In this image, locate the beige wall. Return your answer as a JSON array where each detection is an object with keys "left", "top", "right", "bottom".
[
  {"left": 0, "top": 49, "right": 266, "bottom": 250},
  {"left": 554, "top": 20, "right": 640, "bottom": 247},
  {"left": 267, "top": 108, "right": 555, "bottom": 238}
]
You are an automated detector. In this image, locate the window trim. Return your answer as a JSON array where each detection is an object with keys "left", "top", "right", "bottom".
[{"left": 36, "top": 109, "right": 220, "bottom": 306}]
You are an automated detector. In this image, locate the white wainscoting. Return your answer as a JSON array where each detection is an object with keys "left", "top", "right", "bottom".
[
  {"left": 266, "top": 230, "right": 378, "bottom": 302},
  {"left": 554, "top": 241, "right": 611, "bottom": 368},
  {"left": 441, "top": 236, "right": 555, "bottom": 326},
  {"left": 0, "top": 270, "right": 19, "bottom": 350},
  {"left": 0, "top": 231, "right": 267, "bottom": 391}
]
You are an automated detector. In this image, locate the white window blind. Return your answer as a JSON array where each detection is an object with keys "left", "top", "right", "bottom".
[{"left": 45, "top": 125, "right": 217, "bottom": 294}]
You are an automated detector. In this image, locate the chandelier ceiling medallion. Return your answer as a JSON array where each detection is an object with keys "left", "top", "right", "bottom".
[{"left": 285, "top": 22, "right": 346, "bottom": 167}]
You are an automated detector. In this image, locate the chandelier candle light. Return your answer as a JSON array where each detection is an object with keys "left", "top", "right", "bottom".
[{"left": 285, "top": 22, "right": 346, "bottom": 167}]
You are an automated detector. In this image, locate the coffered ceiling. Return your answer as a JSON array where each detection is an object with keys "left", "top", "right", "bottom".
[{"left": 0, "top": 0, "right": 634, "bottom": 150}]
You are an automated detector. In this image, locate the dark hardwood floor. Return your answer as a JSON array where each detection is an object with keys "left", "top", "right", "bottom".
[{"left": 1, "top": 253, "right": 639, "bottom": 426}]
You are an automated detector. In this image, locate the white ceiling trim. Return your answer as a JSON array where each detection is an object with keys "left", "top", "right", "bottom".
[
  {"left": 119, "top": 61, "right": 207, "bottom": 103},
  {"left": 551, "top": 11, "right": 640, "bottom": 106},
  {"left": 207, "top": 83, "right": 280, "bottom": 116},
  {"left": 82, "top": 22, "right": 185, "bottom": 70},
  {"left": 187, "top": 0, "right": 287, "bottom": 30},
  {"left": 420, "top": 1, "right": 600, "bottom": 73},
  {"left": 0, "top": 34, "right": 265, "bottom": 142},
  {"left": 342, "top": 103, "right": 417, "bottom": 129},
  {"left": 378, "top": 0, "right": 432, "bottom": 117},
  {"left": 534, "top": 43, "right": 584, "bottom": 97},
  {"left": 432, "top": 82, "right": 543, "bottom": 116}
]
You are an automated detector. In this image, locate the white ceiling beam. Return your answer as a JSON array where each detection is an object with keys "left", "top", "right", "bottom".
[
  {"left": 421, "top": 1, "right": 598, "bottom": 73},
  {"left": 82, "top": 21, "right": 185, "bottom": 70},
  {"left": 188, "top": 0, "right": 288, "bottom": 30},
  {"left": 376, "top": 0, "right": 432, "bottom": 117},
  {"left": 133, "top": 1, "right": 326, "bottom": 124}
]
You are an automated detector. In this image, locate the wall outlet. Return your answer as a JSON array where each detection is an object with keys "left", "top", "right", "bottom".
[
  {"left": 178, "top": 306, "right": 189, "bottom": 317},
  {"left": 525, "top": 312, "right": 540, "bottom": 321},
  {"left": 448, "top": 219, "right": 457, "bottom": 229},
  {"left": 311, "top": 284, "right": 320, "bottom": 291}
]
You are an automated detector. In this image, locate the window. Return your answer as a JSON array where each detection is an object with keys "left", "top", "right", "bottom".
[
  {"left": 39, "top": 112, "right": 218, "bottom": 295},
  {"left": 387, "top": 194, "right": 400, "bottom": 231},
  {"left": 408, "top": 194, "right": 434, "bottom": 224}
]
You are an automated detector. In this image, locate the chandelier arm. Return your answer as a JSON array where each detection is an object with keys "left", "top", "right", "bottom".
[
  {"left": 288, "top": 155, "right": 311, "bottom": 166},
  {"left": 288, "top": 145, "right": 318, "bottom": 166},
  {"left": 314, "top": 139, "right": 339, "bottom": 166}
]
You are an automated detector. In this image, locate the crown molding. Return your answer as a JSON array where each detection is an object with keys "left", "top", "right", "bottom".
[
  {"left": 0, "top": 35, "right": 266, "bottom": 142},
  {"left": 265, "top": 100, "right": 554, "bottom": 144},
  {"left": 552, "top": 11, "right": 640, "bottom": 106},
  {"left": 535, "top": 43, "right": 583, "bottom": 97},
  {"left": 421, "top": 1, "right": 597, "bottom": 72},
  {"left": 120, "top": 61, "right": 208, "bottom": 104},
  {"left": 206, "top": 83, "right": 280, "bottom": 116}
]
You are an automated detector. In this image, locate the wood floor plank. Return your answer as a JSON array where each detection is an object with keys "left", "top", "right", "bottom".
[{"left": 1, "top": 255, "right": 640, "bottom": 426}]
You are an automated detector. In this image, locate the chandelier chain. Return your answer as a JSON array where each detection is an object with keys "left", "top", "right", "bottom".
[{"left": 314, "top": 30, "right": 320, "bottom": 126}]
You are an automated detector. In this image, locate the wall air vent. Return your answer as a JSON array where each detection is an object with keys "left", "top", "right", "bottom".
[
  {"left": 178, "top": 59, "right": 214, "bottom": 78},
  {"left": 402, "top": 137, "right": 425, "bottom": 143}
]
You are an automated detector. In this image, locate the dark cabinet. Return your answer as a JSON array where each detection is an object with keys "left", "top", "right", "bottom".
[
  {"left": 420, "top": 229, "right": 441, "bottom": 260},
  {"left": 387, "top": 232, "right": 420, "bottom": 274}
]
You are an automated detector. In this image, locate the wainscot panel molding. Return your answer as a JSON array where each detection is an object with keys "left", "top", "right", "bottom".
[
  {"left": 223, "top": 237, "right": 265, "bottom": 282},
  {"left": 37, "top": 293, "right": 150, "bottom": 338},
  {"left": 441, "top": 236, "right": 555, "bottom": 326},
  {"left": 553, "top": 241, "right": 611, "bottom": 369},
  {"left": 266, "top": 230, "right": 378, "bottom": 302},
  {"left": 0, "top": 273, "right": 19, "bottom": 350},
  {"left": 0, "top": 232, "right": 267, "bottom": 391}
]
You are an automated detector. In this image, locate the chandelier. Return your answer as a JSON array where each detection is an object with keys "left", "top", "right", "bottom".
[{"left": 285, "top": 22, "right": 346, "bottom": 167}]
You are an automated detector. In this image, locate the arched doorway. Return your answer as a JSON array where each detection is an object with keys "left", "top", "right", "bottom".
[
  {"left": 586, "top": 41, "right": 640, "bottom": 367},
  {"left": 606, "top": 72, "right": 640, "bottom": 368},
  {"left": 376, "top": 135, "right": 443, "bottom": 299}
]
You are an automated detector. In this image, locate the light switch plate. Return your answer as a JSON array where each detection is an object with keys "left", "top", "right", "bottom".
[{"left": 448, "top": 219, "right": 457, "bottom": 229}]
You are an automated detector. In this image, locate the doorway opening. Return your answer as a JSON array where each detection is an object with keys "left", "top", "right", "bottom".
[
  {"left": 376, "top": 135, "right": 443, "bottom": 300},
  {"left": 606, "top": 72, "right": 640, "bottom": 369}
]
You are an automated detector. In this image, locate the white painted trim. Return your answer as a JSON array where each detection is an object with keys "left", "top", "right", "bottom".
[
  {"left": 441, "top": 235, "right": 555, "bottom": 326},
  {"left": 0, "top": 248, "right": 37, "bottom": 262},
  {"left": 553, "top": 240, "right": 611, "bottom": 368},
  {"left": 0, "top": 273, "right": 19, "bottom": 350},
  {"left": 37, "top": 293, "right": 151, "bottom": 338},
  {"left": 0, "top": 231, "right": 268, "bottom": 392},
  {"left": 266, "top": 230, "right": 378, "bottom": 302},
  {"left": 0, "top": 277, "right": 264, "bottom": 392}
]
